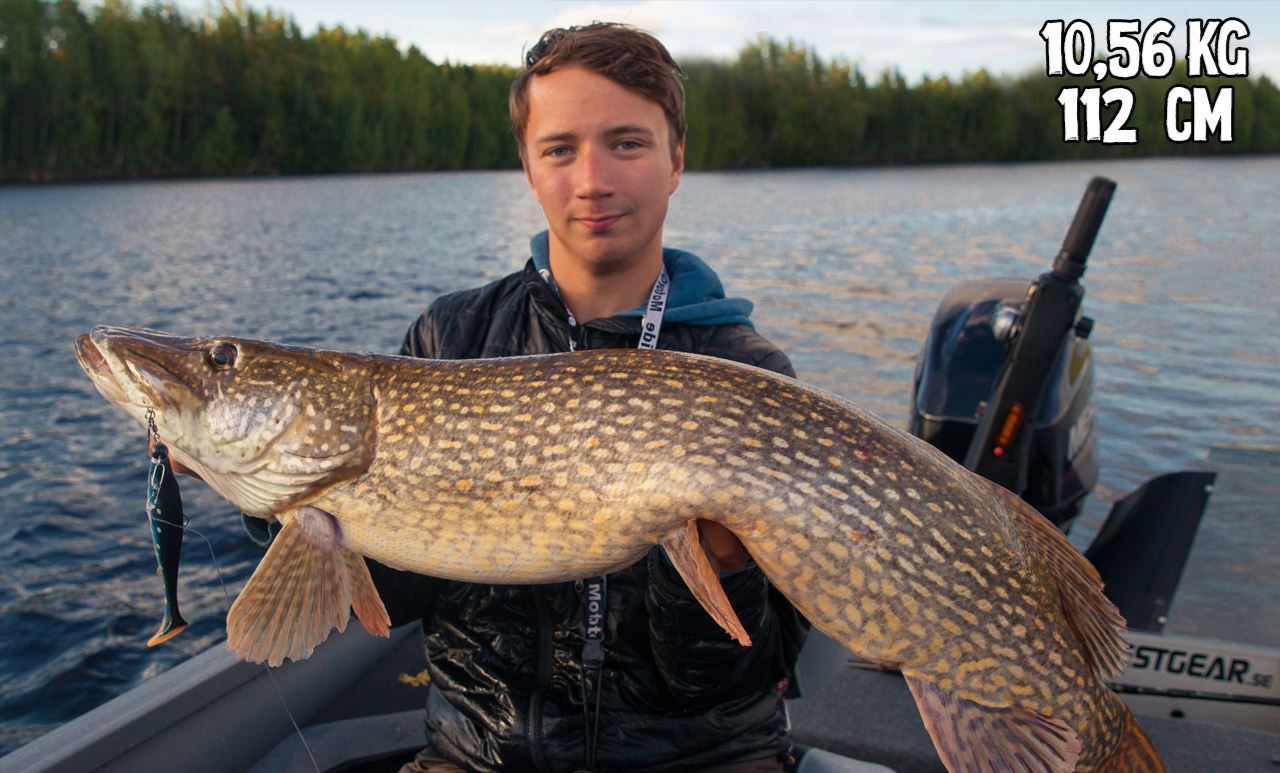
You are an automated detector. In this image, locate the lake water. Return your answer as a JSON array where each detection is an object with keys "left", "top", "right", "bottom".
[{"left": 1, "top": 158, "right": 1277, "bottom": 755}]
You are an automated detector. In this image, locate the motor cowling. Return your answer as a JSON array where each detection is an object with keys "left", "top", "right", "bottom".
[{"left": 908, "top": 279, "right": 1098, "bottom": 531}]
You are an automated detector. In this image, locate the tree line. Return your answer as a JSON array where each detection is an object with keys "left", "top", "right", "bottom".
[{"left": 2, "top": 0, "right": 1277, "bottom": 182}]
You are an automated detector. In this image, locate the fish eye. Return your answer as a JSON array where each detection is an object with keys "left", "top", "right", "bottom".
[{"left": 208, "top": 343, "right": 237, "bottom": 370}]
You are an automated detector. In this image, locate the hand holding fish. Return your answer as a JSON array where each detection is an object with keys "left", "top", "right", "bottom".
[{"left": 698, "top": 520, "right": 750, "bottom": 573}]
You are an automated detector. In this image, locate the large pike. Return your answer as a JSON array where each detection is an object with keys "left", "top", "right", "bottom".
[{"left": 76, "top": 326, "right": 1161, "bottom": 772}]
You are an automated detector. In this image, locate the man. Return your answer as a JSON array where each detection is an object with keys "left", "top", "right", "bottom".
[{"left": 369, "top": 23, "right": 809, "bottom": 772}]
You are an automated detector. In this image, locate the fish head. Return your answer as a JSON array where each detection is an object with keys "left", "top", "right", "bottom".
[{"left": 76, "top": 326, "right": 376, "bottom": 516}]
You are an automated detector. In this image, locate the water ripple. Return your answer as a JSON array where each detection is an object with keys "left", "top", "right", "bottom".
[{"left": 1, "top": 158, "right": 1277, "bottom": 754}]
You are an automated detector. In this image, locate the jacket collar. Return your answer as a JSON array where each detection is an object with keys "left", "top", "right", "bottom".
[
  {"left": 520, "top": 261, "right": 640, "bottom": 336},
  {"left": 527, "top": 231, "right": 755, "bottom": 329}
]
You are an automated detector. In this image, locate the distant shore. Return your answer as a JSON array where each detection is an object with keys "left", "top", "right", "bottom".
[
  {"left": 6, "top": 151, "right": 1280, "bottom": 187},
  {"left": 5, "top": 2, "right": 1277, "bottom": 183}
]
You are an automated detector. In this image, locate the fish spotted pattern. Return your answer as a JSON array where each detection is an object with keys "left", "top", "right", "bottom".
[{"left": 76, "top": 326, "right": 1161, "bottom": 772}]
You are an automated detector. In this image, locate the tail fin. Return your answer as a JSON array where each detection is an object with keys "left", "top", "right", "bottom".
[{"left": 1102, "top": 708, "right": 1164, "bottom": 773}]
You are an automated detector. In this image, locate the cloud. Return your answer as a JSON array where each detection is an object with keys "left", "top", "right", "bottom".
[
  {"left": 550, "top": 2, "right": 673, "bottom": 33},
  {"left": 478, "top": 2, "right": 678, "bottom": 62},
  {"left": 484, "top": 23, "right": 545, "bottom": 39},
  {"left": 173, "top": 0, "right": 1279, "bottom": 83}
]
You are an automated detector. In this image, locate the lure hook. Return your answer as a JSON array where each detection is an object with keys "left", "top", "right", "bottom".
[
  {"left": 145, "top": 414, "right": 188, "bottom": 647},
  {"left": 144, "top": 408, "right": 159, "bottom": 443}
]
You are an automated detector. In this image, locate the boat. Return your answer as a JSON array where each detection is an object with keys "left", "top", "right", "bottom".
[
  {"left": 2, "top": 616, "right": 1276, "bottom": 771},
  {"left": 5, "top": 178, "right": 1277, "bottom": 771}
]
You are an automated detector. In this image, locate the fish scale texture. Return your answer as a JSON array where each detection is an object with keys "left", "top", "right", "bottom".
[
  {"left": 78, "top": 326, "right": 1155, "bottom": 771},
  {"left": 311, "top": 347, "right": 1134, "bottom": 770}
]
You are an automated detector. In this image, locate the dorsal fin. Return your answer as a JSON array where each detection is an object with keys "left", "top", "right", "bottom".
[{"left": 994, "top": 483, "right": 1128, "bottom": 678}]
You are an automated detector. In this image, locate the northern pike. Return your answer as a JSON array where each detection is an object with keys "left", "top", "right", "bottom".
[{"left": 75, "top": 325, "right": 1161, "bottom": 772}]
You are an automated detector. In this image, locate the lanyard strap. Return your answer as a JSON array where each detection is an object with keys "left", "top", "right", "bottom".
[
  {"left": 568, "top": 266, "right": 667, "bottom": 652},
  {"left": 579, "top": 575, "right": 607, "bottom": 771},
  {"left": 542, "top": 264, "right": 669, "bottom": 772},
  {"left": 637, "top": 268, "right": 669, "bottom": 351},
  {"left": 548, "top": 267, "right": 670, "bottom": 353},
  {"left": 581, "top": 576, "right": 607, "bottom": 665}
]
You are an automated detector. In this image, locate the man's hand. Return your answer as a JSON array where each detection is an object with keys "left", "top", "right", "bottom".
[
  {"left": 148, "top": 436, "right": 202, "bottom": 481},
  {"left": 697, "top": 520, "right": 750, "bottom": 573}
]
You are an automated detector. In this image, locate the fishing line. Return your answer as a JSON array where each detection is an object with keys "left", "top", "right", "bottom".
[
  {"left": 177, "top": 515, "right": 322, "bottom": 773},
  {"left": 142, "top": 415, "right": 321, "bottom": 773}
]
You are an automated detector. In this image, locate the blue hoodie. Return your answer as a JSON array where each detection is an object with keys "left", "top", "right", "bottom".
[{"left": 528, "top": 231, "right": 755, "bottom": 329}]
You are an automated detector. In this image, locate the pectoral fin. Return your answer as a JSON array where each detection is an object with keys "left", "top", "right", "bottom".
[
  {"left": 226, "top": 509, "right": 390, "bottom": 666},
  {"left": 660, "top": 519, "right": 751, "bottom": 646},
  {"left": 905, "top": 675, "right": 1080, "bottom": 773}
]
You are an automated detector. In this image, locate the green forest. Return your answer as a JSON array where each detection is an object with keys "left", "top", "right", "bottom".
[{"left": 3, "top": 0, "right": 1278, "bottom": 181}]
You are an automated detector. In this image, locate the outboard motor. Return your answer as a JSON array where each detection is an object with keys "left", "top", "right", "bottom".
[
  {"left": 789, "top": 178, "right": 1224, "bottom": 771},
  {"left": 908, "top": 279, "right": 1098, "bottom": 531},
  {"left": 907, "top": 178, "right": 1116, "bottom": 533},
  {"left": 905, "top": 176, "right": 1217, "bottom": 633}
]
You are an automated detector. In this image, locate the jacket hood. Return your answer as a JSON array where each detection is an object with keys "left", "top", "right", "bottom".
[{"left": 529, "top": 230, "right": 755, "bottom": 328}]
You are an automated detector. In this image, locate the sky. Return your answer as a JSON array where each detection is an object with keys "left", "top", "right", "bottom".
[{"left": 166, "top": 0, "right": 1280, "bottom": 83}]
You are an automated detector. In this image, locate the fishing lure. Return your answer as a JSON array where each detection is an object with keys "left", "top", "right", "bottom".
[{"left": 145, "top": 438, "right": 188, "bottom": 646}]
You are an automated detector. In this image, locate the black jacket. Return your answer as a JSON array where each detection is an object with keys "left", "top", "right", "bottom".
[{"left": 368, "top": 260, "right": 808, "bottom": 772}]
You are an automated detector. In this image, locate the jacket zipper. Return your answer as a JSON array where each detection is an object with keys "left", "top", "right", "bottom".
[{"left": 570, "top": 320, "right": 588, "bottom": 352}]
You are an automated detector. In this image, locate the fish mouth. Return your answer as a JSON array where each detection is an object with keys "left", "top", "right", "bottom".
[
  {"left": 74, "top": 331, "right": 112, "bottom": 384},
  {"left": 76, "top": 330, "right": 129, "bottom": 408},
  {"left": 75, "top": 326, "right": 194, "bottom": 417}
]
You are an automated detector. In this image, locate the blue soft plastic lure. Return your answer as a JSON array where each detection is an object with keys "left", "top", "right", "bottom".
[{"left": 146, "top": 443, "right": 188, "bottom": 646}]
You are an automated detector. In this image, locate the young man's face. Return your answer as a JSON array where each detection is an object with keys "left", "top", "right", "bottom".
[{"left": 522, "top": 66, "right": 684, "bottom": 276}]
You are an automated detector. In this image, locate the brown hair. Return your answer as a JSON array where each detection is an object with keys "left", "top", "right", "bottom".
[{"left": 509, "top": 23, "right": 687, "bottom": 158}]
